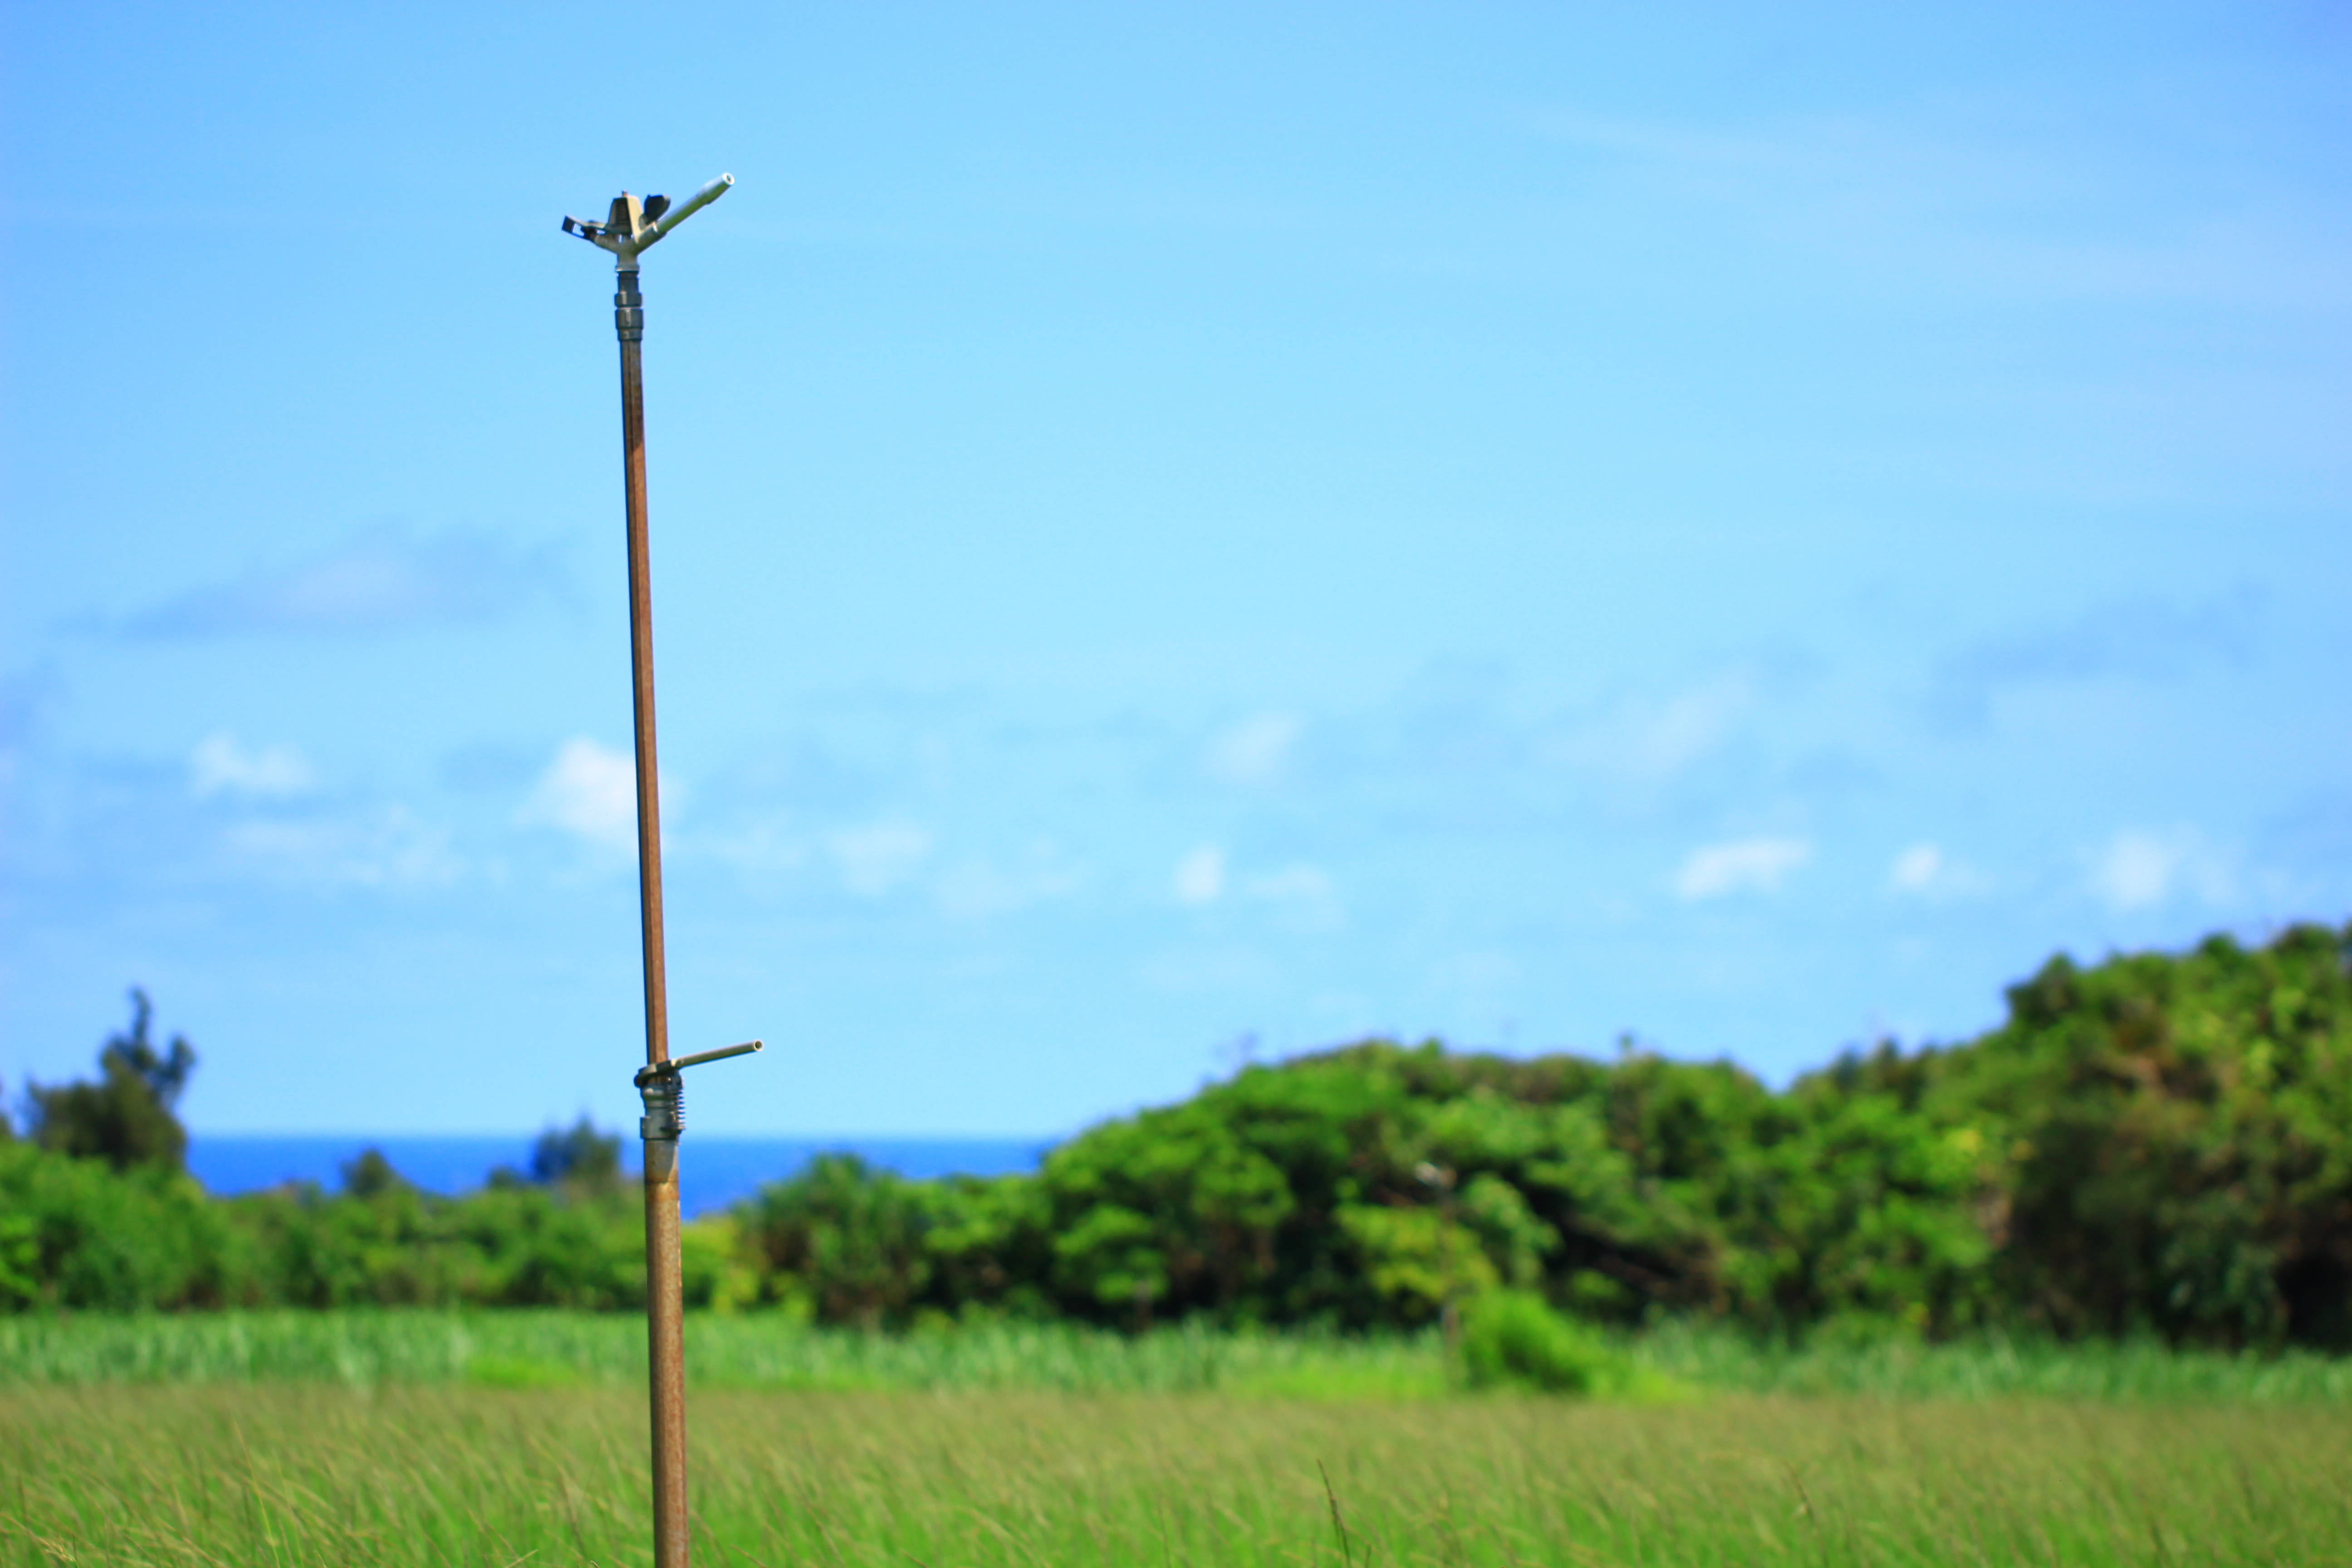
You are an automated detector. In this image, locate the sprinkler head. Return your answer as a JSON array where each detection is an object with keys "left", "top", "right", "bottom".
[{"left": 563, "top": 173, "right": 735, "bottom": 265}]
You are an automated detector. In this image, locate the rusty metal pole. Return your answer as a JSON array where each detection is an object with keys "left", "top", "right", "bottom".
[
  {"left": 561, "top": 174, "right": 742, "bottom": 1568},
  {"left": 613, "top": 257, "right": 692, "bottom": 1568}
]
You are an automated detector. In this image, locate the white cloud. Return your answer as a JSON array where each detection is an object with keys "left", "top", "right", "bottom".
[
  {"left": 223, "top": 803, "right": 459, "bottom": 888},
  {"left": 827, "top": 822, "right": 933, "bottom": 897},
  {"left": 520, "top": 738, "right": 640, "bottom": 851},
  {"left": 1889, "top": 842, "right": 1944, "bottom": 892},
  {"left": 934, "top": 843, "right": 1085, "bottom": 918},
  {"left": 1171, "top": 844, "right": 1333, "bottom": 916},
  {"left": 1926, "top": 592, "right": 2259, "bottom": 728},
  {"left": 1174, "top": 844, "right": 1227, "bottom": 905},
  {"left": 1546, "top": 671, "right": 1756, "bottom": 785},
  {"left": 1674, "top": 836, "right": 1812, "bottom": 900},
  {"left": 1242, "top": 862, "right": 1333, "bottom": 902},
  {"left": 128, "top": 527, "right": 564, "bottom": 638},
  {"left": 191, "top": 731, "right": 314, "bottom": 799},
  {"left": 2089, "top": 826, "right": 2232, "bottom": 912},
  {"left": 1886, "top": 841, "right": 1990, "bottom": 901},
  {"left": 1618, "top": 675, "right": 1754, "bottom": 780},
  {"left": 1240, "top": 861, "right": 1342, "bottom": 929},
  {"left": 1205, "top": 713, "right": 1300, "bottom": 786},
  {"left": 1889, "top": 841, "right": 1991, "bottom": 900},
  {"left": 697, "top": 819, "right": 810, "bottom": 875},
  {"left": 1525, "top": 105, "right": 2346, "bottom": 311}
]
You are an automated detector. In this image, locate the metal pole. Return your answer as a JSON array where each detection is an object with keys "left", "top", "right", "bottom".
[
  {"left": 564, "top": 176, "right": 741, "bottom": 1568},
  {"left": 613, "top": 260, "right": 692, "bottom": 1568}
]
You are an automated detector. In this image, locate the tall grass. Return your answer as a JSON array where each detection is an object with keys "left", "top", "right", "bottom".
[
  {"left": 1630, "top": 1318, "right": 2352, "bottom": 1403},
  {"left": 6, "top": 1310, "right": 2352, "bottom": 1402},
  {"left": 6, "top": 1384, "right": 2348, "bottom": 1566},
  {"left": 0, "top": 1313, "right": 1444, "bottom": 1396}
]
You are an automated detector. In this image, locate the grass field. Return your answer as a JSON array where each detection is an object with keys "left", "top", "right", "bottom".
[
  {"left": 6, "top": 1317, "right": 2350, "bottom": 1565},
  {"left": 7, "top": 1383, "right": 2350, "bottom": 1566},
  {"left": 7, "top": 1310, "right": 2352, "bottom": 1402}
]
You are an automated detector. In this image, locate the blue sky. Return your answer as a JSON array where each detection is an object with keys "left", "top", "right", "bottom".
[{"left": 3, "top": 2, "right": 2347, "bottom": 1136}]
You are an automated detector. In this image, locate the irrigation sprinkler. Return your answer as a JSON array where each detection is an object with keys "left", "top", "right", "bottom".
[{"left": 562, "top": 172, "right": 756, "bottom": 1568}]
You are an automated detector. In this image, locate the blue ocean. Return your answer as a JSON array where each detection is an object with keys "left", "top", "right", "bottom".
[{"left": 187, "top": 1135, "right": 1052, "bottom": 1220}]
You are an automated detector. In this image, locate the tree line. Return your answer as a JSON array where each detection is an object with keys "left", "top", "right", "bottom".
[{"left": 5, "top": 922, "right": 2349, "bottom": 1348}]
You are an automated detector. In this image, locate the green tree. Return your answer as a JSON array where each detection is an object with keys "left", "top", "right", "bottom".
[
  {"left": 742, "top": 1154, "right": 935, "bottom": 1327},
  {"left": 527, "top": 1117, "right": 623, "bottom": 1192},
  {"left": 339, "top": 1147, "right": 409, "bottom": 1199},
  {"left": 28, "top": 988, "right": 197, "bottom": 1171},
  {"left": 1938, "top": 924, "right": 2352, "bottom": 1348},
  {"left": 0, "top": 1139, "right": 250, "bottom": 1310}
]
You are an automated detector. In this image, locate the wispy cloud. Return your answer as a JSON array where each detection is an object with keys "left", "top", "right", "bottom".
[
  {"left": 1173, "top": 844, "right": 1226, "bottom": 905},
  {"left": 1524, "top": 101, "right": 2352, "bottom": 309},
  {"left": 2088, "top": 825, "right": 2234, "bottom": 912},
  {"left": 1889, "top": 843, "right": 1944, "bottom": 893},
  {"left": 826, "top": 822, "right": 933, "bottom": 897},
  {"left": 191, "top": 732, "right": 314, "bottom": 799},
  {"left": 1926, "top": 590, "right": 2259, "bottom": 728},
  {"left": 519, "top": 738, "right": 641, "bottom": 852},
  {"left": 1886, "top": 841, "right": 1984, "bottom": 900},
  {"left": 693, "top": 817, "right": 811, "bottom": 876},
  {"left": 222, "top": 804, "right": 460, "bottom": 890},
  {"left": 1591, "top": 673, "right": 1757, "bottom": 783},
  {"left": 0, "top": 666, "right": 61, "bottom": 783},
  {"left": 1204, "top": 712, "right": 1301, "bottom": 786},
  {"left": 1242, "top": 862, "right": 1334, "bottom": 904},
  {"left": 1240, "top": 862, "right": 1342, "bottom": 930},
  {"left": 933, "top": 841, "right": 1085, "bottom": 918},
  {"left": 123, "top": 527, "right": 566, "bottom": 638},
  {"left": 1170, "top": 843, "right": 1338, "bottom": 921},
  {"left": 1675, "top": 836, "right": 1812, "bottom": 900}
]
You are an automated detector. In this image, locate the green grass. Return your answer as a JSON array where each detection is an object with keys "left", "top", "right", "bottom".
[
  {"left": 7, "top": 1310, "right": 2352, "bottom": 1402},
  {"left": 0, "top": 1313, "right": 1448, "bottom": 1397},
  {"left": 1630, "top": 1318, "right": 2352, "bottom": 1402},
  {"left": 6, "top": 1383, "right": 2350, "bottom": 1566},
  {"left": 7, "top": 1316, "right": 2349, "bottom": 1564}
]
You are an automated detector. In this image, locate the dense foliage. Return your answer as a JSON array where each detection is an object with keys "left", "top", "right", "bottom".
[
  {"left": 6, "top": 923, "right": 2349, "bottom": 1347},
  {"left": 22, "top": 989, "right": 196, "bottom": 1171}
]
